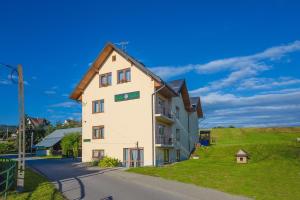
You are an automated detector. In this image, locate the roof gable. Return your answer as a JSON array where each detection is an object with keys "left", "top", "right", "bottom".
[
  {"left": 190, "top": 97, "right": 204, "bottom": 118},
  {"left": 167, "top": 79, "right": 191, "bottom": 111},
  {"left": 70, "top": 42, "right": 163, "bottom": 101}
]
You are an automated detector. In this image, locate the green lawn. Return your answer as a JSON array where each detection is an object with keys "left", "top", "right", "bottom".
[
  {"left": 128, "top": 127, "right": 300, "bottom": 200},
  {"left": 7, "top": 168, "right": 65, "bottom": 200},
  {"left": 37, "top": 155, "right": 62, "bottom": 159}
]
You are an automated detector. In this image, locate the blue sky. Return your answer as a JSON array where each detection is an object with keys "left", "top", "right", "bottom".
[{"left": 0, "top": 0, "right": 300, "bottom": 127}]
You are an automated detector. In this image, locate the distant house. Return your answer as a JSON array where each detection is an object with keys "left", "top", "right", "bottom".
[
  {"left": 35, "top": 127, "right": 82, "bottom": 156},
  {"left": 63, "top": 119, "right": 81, "bottom": 126},
  {"left": 27, "top": 117, "right": 49, "bottom": 129},
  {"left": 10, "top": 133, "right": 17, "bottom": 139}
]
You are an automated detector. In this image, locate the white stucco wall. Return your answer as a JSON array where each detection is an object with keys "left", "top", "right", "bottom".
[{"left": 81, "top": 50, "right": 155, "bottom": 166}]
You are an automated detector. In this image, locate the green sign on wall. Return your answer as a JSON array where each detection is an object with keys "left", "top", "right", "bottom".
[
  {"left": 83, "top": 139, "right": 91, "bottom": 142},
  {"left": 115, "top": 91, "right": 140, "bottom": 102}
]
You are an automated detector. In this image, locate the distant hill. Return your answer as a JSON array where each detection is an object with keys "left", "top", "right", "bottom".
[{"left": 0, "top": 125, "right": 17, "bottom": 132}]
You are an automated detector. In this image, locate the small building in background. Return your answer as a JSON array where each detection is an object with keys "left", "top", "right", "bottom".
[
  {"left": 27, "top": 117, "right": 50, "bottom": 129},
  {"left": 236, "top": 149, "right": 248, "bottom": 164},
  {"left": 35, "top": 127, "right": 81, "bottom": 156},
  {"left": 199, "top": 129, "right": 211, "bottom": 146}
]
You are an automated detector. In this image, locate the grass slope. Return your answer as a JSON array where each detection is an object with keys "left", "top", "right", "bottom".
[
  {"left": 128, "top": 127, "right": 300, "bottom": 200},
  {"left": 7, "top": 168, "right": 65, "bottom": 200}
]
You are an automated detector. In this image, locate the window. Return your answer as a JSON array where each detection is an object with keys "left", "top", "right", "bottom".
[
  {"left": 175, "top": 106, "right": 180, "bottom": 119},
  {"left": 176, "top": 150, "right": 180, "bottom": 161},
  {"left": 117, "top": 68, "right": 131, "bottom": 83},
  {"left": 112, "top": 55, "right": 116, "bottom": 62},
  {"left": 92, "top": 126, "right": 104, "bottom": 139},
  {"left": 92, "top": 149, "right": 104, "bottom": 159},
  {"left": 92, "top": 99, "right": 104, "bottom": 113},
  {"left": 176, "top": 129, "right": 180, "bottom": 141},
  {"left": 99, "top": 73, "right": 112, "bottom": 87},
  {"left": 158, "top": 124, "right": 165, "bottom": 135}
]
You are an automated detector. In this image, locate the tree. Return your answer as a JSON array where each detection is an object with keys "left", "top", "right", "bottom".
[{"left": 61, "top": 132, "right": 81, "bottom": 158}]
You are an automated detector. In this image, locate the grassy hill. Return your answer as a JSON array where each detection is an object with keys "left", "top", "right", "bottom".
[{"left": 128, "top": 127, "right": 300, "bottom": 200}]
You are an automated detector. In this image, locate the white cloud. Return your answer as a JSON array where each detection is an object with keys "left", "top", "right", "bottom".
[
  {"left": 237, "top": 77, "right": 300, "bottom": 90},
  {"left": 44, "top": 90, "right": 57, "bottom": 95},
  {"left": 149, "top": 40, "right": 300, "bottom": 79},
  {"left": 61, "top": 93, "right": 69, "bottom": 97},
  {"left": 0, "top": 79, "right": 11, "bottom": 85},
  {"left": 149, "top": 65, "right": 194, "bottom": 79},
  {"left": 49, "top": 101, "right": 79, "bottom": 108},
  {"left": 199, "top": 90, "right": 300, "bottom": 128},
  {"left": 201, "top": 90, "right": 300, "bottom": 107}
]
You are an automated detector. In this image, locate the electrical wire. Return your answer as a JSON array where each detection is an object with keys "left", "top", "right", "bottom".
[{"left": 0, "top": 62, "right": 18, "bottom": 84}]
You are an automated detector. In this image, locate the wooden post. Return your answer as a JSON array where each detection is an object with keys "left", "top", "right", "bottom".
[{"left": 17, "top": 64, "right": 25, "bottom": 192}]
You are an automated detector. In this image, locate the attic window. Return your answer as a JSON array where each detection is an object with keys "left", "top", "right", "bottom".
[
  {"left": 112, "top": 55, "right": 116, "bottom": 62},
  {"left": 192, "top": 104, "right": 197, "bottom": 109}
]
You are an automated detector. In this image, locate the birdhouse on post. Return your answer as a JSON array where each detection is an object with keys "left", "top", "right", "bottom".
[{"left": 236, "top": 149, "right": 248, "bottom": 164}]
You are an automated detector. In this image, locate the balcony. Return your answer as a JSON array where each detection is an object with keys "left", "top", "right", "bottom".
[
  {"left": 155, "top": 135, "right": 174, "bottom": 148},
  {"left": 155, "top": 105, "right": 174, "bottom": 124}
]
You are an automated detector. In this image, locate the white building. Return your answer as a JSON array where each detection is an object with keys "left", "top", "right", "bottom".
[{"left": 70, "top": 43, "right": 203, "bottom": 167}]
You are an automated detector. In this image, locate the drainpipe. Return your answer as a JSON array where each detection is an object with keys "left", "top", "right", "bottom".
[
  {"left": 151, "top": 85, "right": 166, "bottom": 166},
  {"left": 188, "top": 113, "right": 190, "bottom": 152}
]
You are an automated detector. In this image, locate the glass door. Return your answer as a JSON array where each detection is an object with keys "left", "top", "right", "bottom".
[{"left": 123, "top": 148, "right": 144, "bottom": 168}]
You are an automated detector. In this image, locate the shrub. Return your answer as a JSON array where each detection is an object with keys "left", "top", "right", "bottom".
[
  {"left": 61, "top": 132, "right": 81, "bottom": 157},
  {"left": 98, "top": 156, "right": 120, "bottom": 168}
]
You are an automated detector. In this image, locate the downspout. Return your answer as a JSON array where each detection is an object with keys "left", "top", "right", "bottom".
[
  {"left": 188, "top": 112, "right": 190, "bottom": 152},
  {"left": 151, "top": 85, "right": 166, "bottom": 166}
]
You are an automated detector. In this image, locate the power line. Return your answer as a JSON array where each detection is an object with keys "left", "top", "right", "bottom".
[{"left": 0, "top": 62, "right": 19, "bottom": 84}]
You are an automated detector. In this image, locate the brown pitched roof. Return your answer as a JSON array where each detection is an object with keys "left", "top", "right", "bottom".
[
  {"left": 70, "top": 42, "right": 173, "bottom": 101},
  {"left": 27, "top": 117, "right": 49, "bottom": 128}
]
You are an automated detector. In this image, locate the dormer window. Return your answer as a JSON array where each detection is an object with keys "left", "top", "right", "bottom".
[
  {"left": 117, "top": 68, "right": 131, "bottom": 83},
  {"left": 99, "top": 73, "right": 112, "bottom": 87}
]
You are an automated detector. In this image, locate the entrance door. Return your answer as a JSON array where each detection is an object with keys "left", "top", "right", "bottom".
[{"left": 123, "top": 148, "right": 144, "bottom": 167}]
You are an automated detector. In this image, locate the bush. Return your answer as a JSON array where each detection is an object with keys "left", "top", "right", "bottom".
[
  {"left": 98, "top": 156, "right": 120, "bottom": 168},
  {"left": 61, "top": 132, "right": 81, "bottom": 158},
  {"left": 0, "top": 141, "right": 16, "bottom": 154}
]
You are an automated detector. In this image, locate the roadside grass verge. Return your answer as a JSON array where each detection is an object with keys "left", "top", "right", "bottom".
[
  {"left": 128, "top": 127, "right": 300, "bottom": 200},
  {"left": 7, "top": 168, "right": 65, "bottom": 200},
  {"left": 37, "top": 155, "right": 62, "bottom": 159}
]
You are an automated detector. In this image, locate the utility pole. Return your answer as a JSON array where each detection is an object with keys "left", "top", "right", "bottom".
[
  {"left": 17, "top": 64, "right": 25, "bottom": 192},
  {"left": 30, "top": 131, "right": 33, "bottom": 155}
]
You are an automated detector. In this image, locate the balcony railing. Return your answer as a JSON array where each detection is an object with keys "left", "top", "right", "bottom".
[
  {"left": 155, "top": 105, "right": 172, "bottom": 118},
  {"left": 156, "top": 135, "right": 173, "bottom": 146}
]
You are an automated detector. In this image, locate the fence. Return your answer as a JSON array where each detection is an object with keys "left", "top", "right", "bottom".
[{"left": 0, "top": 158, "right": 16, "bottom": 199}]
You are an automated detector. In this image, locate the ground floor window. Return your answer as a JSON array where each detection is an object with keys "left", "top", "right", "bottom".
[
  {"left": 163, "top": 149, "right": 169, "bottom": 164},
  {"left": 92, "top": 149, "right": 104, "bottom": 159},
  {"left": 176, "top": 149, "right": 180, "bottom": 161},
  {"left": 123, "top": 148, "right": 144, "bottom": 167}
]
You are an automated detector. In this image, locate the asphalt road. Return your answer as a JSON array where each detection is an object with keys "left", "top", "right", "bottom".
[{"left": 27, "top": 159, "right": 250, "bottom": 200}]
